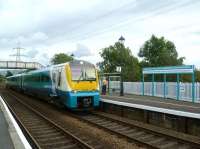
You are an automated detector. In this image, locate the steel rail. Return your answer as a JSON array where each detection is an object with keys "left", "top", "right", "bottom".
[
  {"left": 92, "top": 112, "right": 200, "bottom": 147},
  {"left": 72, "top": 112, "right": 199, "bottom": 149},
  {"left": 2, "top": 93, "right": 94, "bottom": 149}
]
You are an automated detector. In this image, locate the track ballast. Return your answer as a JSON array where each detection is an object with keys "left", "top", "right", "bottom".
[{"left": 1, "top": 92, "right": 94, "bottom": 149}]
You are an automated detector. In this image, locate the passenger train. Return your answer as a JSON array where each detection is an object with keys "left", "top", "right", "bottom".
[{"left": 6, "top": 60, "right": 100, "bottom": 110}]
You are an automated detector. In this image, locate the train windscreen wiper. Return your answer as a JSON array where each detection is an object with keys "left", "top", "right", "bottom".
[{"left": 77, "top": 69, "right": 84, "bottom": 82}]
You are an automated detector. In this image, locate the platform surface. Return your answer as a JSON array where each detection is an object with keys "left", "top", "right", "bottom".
[
  {"left": 101, "top": 94, "right": 200, "bottom": 117},
  {"left": 0, "top": 108, "right": 14, "bottom": 149}
]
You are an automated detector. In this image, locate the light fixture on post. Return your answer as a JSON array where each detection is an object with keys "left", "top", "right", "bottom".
[
  {"left": 118, "top": 35, "right": 125, "bottom": 44},
  {"left": 118, "top": 35, "right": 125, "bottom": 96}
]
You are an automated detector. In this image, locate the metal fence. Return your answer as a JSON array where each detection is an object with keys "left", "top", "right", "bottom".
[{"left": 108, "top": 81, "right": 200, "bottom": 103}]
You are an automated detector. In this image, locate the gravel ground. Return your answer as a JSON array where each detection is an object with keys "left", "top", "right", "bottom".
[{"left": 6, "top": 91, "right": 145, "bottom": 149}]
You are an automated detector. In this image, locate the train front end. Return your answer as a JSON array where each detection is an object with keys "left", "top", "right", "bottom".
[{"left": 66, "top": 60, "right": 100, "bottom": 110}]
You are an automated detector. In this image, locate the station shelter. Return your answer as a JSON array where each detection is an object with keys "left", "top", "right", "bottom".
[
  {"left": 99, "top": 72, "right": 122, "bottom": 95},
  {"left": 142, "top": 65, "right": 196, "bottom": 102}
]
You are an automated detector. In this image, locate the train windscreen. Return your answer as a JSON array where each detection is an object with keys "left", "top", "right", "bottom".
[{"left": 70, "top": 61, "right": 96, "bottom": 81}]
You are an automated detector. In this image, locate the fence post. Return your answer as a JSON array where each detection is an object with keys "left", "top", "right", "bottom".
[{"left": 196, "top": 82, "right": 198, "bottom": 102}]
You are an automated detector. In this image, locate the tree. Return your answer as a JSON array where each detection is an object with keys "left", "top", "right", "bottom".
[
  {"left": 99, "top": 42, "right": 141, "bottom": 81},
  {"left": 5, "top": 71, "right": 13, "bottom": 77},
  {"left": 195, "top": 70, "right": 200, "bottom": 82},
  {"left": 51, "top": 53, "right": 73, "bottom": 65},
  {"left": 0, "top": 74, "right": 5, "bottom": 81},
  {"left": 138, "top": 35, "right": 185, "bottom": 67}
]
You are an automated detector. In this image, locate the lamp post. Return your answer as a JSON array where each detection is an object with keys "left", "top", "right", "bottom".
[
  {"left": 118, "top": 36, "right": 125, "bottom": 96},
  {"left": 119, "top": 36, "right": 125, "bottom": 44}
]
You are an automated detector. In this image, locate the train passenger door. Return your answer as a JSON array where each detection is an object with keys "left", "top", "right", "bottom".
[
  {"left": 50, "top": 68, "right": 58, "bottom": 96},
  {"left": 56, "top": 68, "right": 62, "bottom": 90},
  {"left": 50, "top": 67, "right": 62, "bottom": 96}
]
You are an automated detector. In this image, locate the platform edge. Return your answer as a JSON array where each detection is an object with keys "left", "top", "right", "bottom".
[{"left": 0, "top": 96, "right": 32, "bottom": 149}]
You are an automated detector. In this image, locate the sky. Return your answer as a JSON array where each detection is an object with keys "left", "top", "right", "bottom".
[{"left": 0, "top": 0, "right": 200, "bottom": 67}]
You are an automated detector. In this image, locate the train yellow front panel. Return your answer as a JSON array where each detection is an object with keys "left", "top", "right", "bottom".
[{"left": 65, "top": 65, "right": 98, "bottom": 91}]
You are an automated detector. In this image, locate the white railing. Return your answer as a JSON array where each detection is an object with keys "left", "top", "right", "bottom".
[
  {"left": 107, "top": 81, "right": 200, "bottom": 103},
  {"left": 0, "top": 61, "right": 44, "bottom": 69}
]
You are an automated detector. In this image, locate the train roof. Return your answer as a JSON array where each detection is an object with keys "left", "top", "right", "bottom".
[{"left": 7, "top": 73, "right": 23, "bottom": 78}]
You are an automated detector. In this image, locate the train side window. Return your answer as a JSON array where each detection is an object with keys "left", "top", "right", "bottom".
[
  {"left": 45, "top": 75, "right": 50, "bottom": 82},
  {"left": 37, "top": 75, "right": 41, "bottom": 82},
  {"left": 41, "top": 74, "right": 44, "bottom": 82},
  {"left": 32, "top": 76, "right": 36, "bottom": 82},
  {"left": 53, "top": 73, "right": 56, "bottom": 83},
  {"left": 32, "top": 75, "right": 40, "bottom": 82},
  {"left": 58, "top": 71, "right": 61, "bottom": 86},
  {"left": 41, "top": 74, "right": 50, "bottom": 82}
]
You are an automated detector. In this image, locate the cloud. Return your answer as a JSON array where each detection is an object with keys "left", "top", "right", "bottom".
[
  {"left": 25, "top": 49, "right": 39, "bottom": 58},
  {"left": 0, "top": 31, "right": 48, "bottom": 50},
  {"left": 31, "top": 32, "right": 48, "bottom": 42},
  {"left": 33, "top": 52, "right": 50, "bottom": 66},
  {"left": 73, "top": 44, "right": 92, "bottom": 58},
  {"left": 0, "top": 0, "right": 200, "bottom": 66}
]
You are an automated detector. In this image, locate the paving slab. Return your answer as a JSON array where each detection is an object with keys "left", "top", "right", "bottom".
[
  {"left": 0, "top": 108, "right": 14, "bottom": 149},
  {"left": 101, "top": 94, "right": 200, "bottom": 119}
]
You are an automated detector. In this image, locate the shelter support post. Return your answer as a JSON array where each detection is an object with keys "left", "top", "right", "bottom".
[
  {"left": 120, "top": 73, "right": 124, "bottom": 96},
  {"left": 176, "top": 74, "right": 180, "bottom": 100},
  {"left": 152, "top": 74, "right": 155, "bottom": 96},
  {"left": 192, "top": 72, "right": 195, "bottom": 102},
  {"left": 142, "top": 74, "right": 144, "bottom": 96},
  {"left": 163, "top": 74, "right": 166, "bottom": 98},
  {"left": 108, "top": 76, "right": 110, "bottom": 95}
]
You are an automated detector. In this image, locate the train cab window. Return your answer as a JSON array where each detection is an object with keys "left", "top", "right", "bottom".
[
  {"left": 85, "top": 65, "right": 96, "bottom": 81},
  {"left": 70, "top": 61, "right": 96, "bottom": 81}
]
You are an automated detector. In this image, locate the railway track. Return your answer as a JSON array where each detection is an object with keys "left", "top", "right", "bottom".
[
  {"left": 1, "top": 93, "right": 94, "bottom": 149},
  {"left": 76, "top": 112, "right": 200, "bottom": 149},
  {"left": 2, "top": 90, "right": 200, "bottom": 149}
]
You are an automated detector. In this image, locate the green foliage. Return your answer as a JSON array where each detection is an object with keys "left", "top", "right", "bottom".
[
  {"left": 138, "top": 35, "right": 185, "bottom": 67},
  {"left": 5, "top": 71, "right": 13, "bottom": 77},
  {"left": 51, "top": 53, "right": 73, "bottom": 65},
  {"left": 99, "top": 42, "right": 141, "bottom": 81},
  {"left": 0, "top": 74, "right": 5, "bottom": 81},
  {"left": 195, "top": 70, "right": 200, "bottom": 82},
  {"left": 180, "top": 69, "right": 200, "bottom": 82}
]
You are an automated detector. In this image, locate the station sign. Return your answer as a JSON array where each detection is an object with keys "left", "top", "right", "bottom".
[
  {"left": 143, "top": 65, "right": 194, "bottom": 74},
  {"left": 116, "top": 66, "right": 121, "bottom": 73}
]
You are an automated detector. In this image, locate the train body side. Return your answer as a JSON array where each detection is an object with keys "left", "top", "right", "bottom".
[
  {"left": 6, "top": 60, "right": 100, "bottom": 110},
  {"left": 22, "top": 69, "right": 52, "bottom": 100},
  {"left": 6, "top": 74, "right": 22, "bottom": 91}
]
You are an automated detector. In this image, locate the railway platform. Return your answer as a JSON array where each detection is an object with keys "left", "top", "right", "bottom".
[
  {"left": 0, "top": 96, "right": 31, "bottom": 149},
  {"left": 0, "top": 108, "right": 14, "bottom": 149},
  {"left": 100, "top": 94, "right": 200, "bottom": 137},
  {"left": 101, "top": 94, "right": 200, "bottom": 118}
]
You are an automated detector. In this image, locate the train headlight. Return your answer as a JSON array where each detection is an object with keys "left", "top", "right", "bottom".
[{"left": 72, "top": 90, "right": 77, "bottom": 93}]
